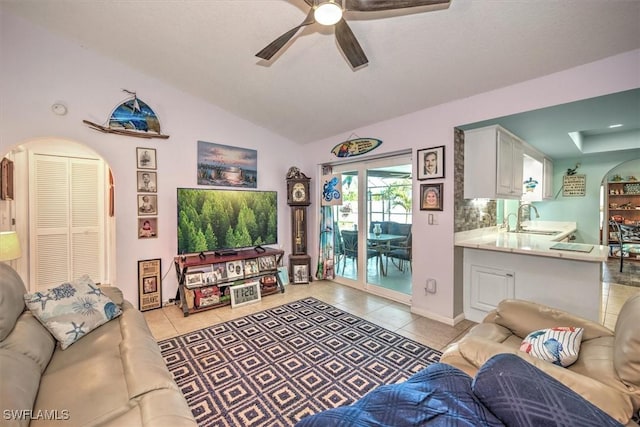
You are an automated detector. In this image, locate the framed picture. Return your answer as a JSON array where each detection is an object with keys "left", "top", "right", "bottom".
[
  {"left": 197, "top": 141, "right": 257, "bottom": 188},
  {"left": 277, "top": 266, "right": 290, "bottom": 286},
  {"left": 138, "top": 258, "right": 162, "bottom": 311},
  {"left": 230, "top": 281, "right": 261, "bottom": 308},
  {"left": 185, "top": 271, "right": 203, "bottom": 288},
  {"left": 137, "top": 171, "right": 157, "bottom": 193},
  {"left": 258, "top": 255, "right": 277, "bottom": 271},
  {"left": 420, "top": 183, "right": 444, "bottom": 211},
  {"left": 136, "top": 147, "right": 157, "bottom": 170},
  {"left": 289, "top": 256, "right": 311, "bottom": 284},
  {"left": 138, "top": 217, "right": 158, "bottom": 239},
  {"left": 417, "top": 146, "right": 445, "bottom": 180},
  {"left": 138, "top": 194, "right": 158, "bottom": 215},
  {"left": 0, "top": 158, "right": 14, "bottom": 200}
]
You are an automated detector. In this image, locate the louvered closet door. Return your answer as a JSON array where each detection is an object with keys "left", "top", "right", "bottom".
[{"left": 30, "top": 154, "right": 105, "bottom": 292}]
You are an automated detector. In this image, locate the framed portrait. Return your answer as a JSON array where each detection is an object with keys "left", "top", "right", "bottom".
[
  {"left": 420, "top": 183, "right": 444, "bottom": 211},
  {"left": 417, "top": 146, "right": 445, "bottom": 180},
  {"left": 138, "top": 194, "right": 158, "bottom": 215},
  {"left": 137, "top": 171, "right": 157, "bottom": 193},
  {"left": 138, "top": 258, "right": 162, "bottom": 311},
  {"left": 136, "top": 147, "right": 157, "bottom": 170},
  {"left": 185, "top": 271, "right": 203, "bottom": 288},
  {"left": 289, "top": 255, "right": 311, "bottom": 284},
  {"left": 138, "top": 217, "right": 158, "bottom": 239}
]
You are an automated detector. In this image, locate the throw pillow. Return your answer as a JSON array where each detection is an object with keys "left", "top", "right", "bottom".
[
  {"left": 24, "top": 275, "right": 122, "bottom": 350},
  {"left": 519, "top": 326, "right": 584, "bottom": 367}
]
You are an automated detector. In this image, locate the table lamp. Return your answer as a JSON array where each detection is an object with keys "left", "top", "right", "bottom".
[{"left": 0, "top": 231, "right": 22, "bottom": 261}]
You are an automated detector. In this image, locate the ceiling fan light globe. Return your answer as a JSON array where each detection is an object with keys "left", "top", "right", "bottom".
[{"left": 314, "top": 2, "right": 343, "bottom": 26}]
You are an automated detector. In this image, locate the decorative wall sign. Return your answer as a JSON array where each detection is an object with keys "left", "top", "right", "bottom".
[
  {"left": 331, "top": 138, "right": 382, "bottom": 158},
  {"left": 563, "top": 174, "right": 586, "bottom": 197},
  {"left": 138, "top": 258, "right": 162, "bottom": 311},
  {"left": 321, "top": 174, "right": 342, "bottom": 206},
  {"left": 84, "top": 90, "right": 169, "bottom": 139},
  {"left": 197, "top": 141, "right": 257, "bottom": 187}
]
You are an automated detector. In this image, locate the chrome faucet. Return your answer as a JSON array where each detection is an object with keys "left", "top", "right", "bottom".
[{"left": 516, "top": 203, "right": 540, "bottom": 232}]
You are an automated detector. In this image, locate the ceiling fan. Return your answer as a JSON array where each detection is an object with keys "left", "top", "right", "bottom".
[{"left": 256, "top": 0, "right": 451, "bottom": 69}]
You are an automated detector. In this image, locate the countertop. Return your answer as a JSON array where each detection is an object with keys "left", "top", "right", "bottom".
[{"left": 455, "top": 221, "right": 609, "bottom": 262}]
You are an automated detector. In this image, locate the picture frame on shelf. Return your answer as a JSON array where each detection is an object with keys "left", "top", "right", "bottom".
[
  {"left": 138, "top": 217, "right": 158, "bottom": 239},
  {"left": 420, "top": 183, "right": 444, "bottom": 211},
  {"left": 138, "top": 258, "right": 162, "bottom": 311},
  {"left": 185, "top": 271, "right": 203, "bottom": 288},
  {"left": 138, "top": 194, "right": 158, "bottom": 215},
  {"left": 136, "top": 147, "right": 157, "bottom": 170},
  {"left": 137, "top": 171, "right": 157, "bottom": 193},
  {"left": 417, "top": 146, "right": 445, "bottom": 180}
]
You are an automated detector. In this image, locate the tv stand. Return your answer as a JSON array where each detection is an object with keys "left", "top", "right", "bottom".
[{"left": 174, "top": 247, "right": 284, "bottom": 317}]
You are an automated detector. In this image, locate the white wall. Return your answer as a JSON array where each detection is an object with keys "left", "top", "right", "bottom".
[
  {"left": 303, "top": 50, "right": 640, "bottom": 323},
  {"left": 2, "top": 7, "right": 638, "bottom": 322},
  {"left": 0, "top": 9, "right": 299, "bottom": 305}
]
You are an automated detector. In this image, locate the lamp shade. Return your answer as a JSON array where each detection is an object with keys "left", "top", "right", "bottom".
[{"left": 0, "top": 231, "right": 21, "bottom": 261}]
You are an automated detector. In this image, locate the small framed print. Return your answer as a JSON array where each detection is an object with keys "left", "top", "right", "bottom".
[
  {"left": 226, "top": 260, "right": 244, "bottom": 280},
  {"left": 420, "top": 183, "right": 444, "bottom": 211},
  {"left": 258, "top": 255, "right": 277, "bottom": 271},
  {"left": 1, "top": 158, "right": 14, "bottom": 200},
  {"left": 230, "top": 281, "right": 261, "bottom": 308},
  {"left": 289, "top": 255, "right": 311, "bottom": 284},
  {"left": 136, "top": 147, "right": 157, "bottom": 170},
  {"left": 185, "top": 271, "right": 203, "bottom": 288},
  {"left": 417, "top": 146, "right": 445, "bottom": 180},
  {"left": 244, "top": 259, "right": 259, "bottom": 276},
  {"left": 138, "top": 217, "right": 158, "bottom": 239},
  {"left": 137, "top": 171, "right": 157, "bottom": 193},
  {"left": 138, "top": 194, "right": 158, "bottom": 215},
  {"left": 138, "top": 258, "right": 162, "bottom": 311}
]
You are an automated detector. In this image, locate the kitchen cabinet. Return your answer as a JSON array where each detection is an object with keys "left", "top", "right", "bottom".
[
  {"left": 464, "top": 125, "right": 524, "bottom": 199},
  {"left": 467, "top": 264, "right": 514, "bottom": 321}
]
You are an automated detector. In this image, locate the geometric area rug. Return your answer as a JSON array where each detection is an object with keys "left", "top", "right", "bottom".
[{"left": 159, "top": 297, "right": 442, "bottom": 426}]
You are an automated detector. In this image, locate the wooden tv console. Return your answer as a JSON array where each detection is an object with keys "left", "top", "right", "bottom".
[{"left": 174, "top": 247, "right": 285, "bottom": 317}]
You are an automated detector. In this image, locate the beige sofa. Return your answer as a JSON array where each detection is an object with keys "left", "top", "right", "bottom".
[
  {"left": 0, "top": 263, "right": 197, "bottom": 427},
  {"left": 441, "top": 296, "right": 640, "bottom": 425}
]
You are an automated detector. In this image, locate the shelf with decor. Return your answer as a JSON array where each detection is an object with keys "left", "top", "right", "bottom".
[
  {"left": 173, "top": 247, "right": 284, "bottom": 317},
  {"left": 605, "top": 180, "right": 640, "bottom": 261}
]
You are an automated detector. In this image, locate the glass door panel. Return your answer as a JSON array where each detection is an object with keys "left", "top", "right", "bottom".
[{"left": 333, "top": 171, "right": 360, "bottom": 282}]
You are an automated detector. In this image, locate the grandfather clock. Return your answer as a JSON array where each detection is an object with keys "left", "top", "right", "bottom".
[{"left": 286, "top": 168, "right": 312, "bottom": 284}]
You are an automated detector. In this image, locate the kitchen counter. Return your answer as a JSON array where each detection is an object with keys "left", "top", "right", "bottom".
[
  {"left": 455, "top": 221, "right": 608, "bottom": 262},
  {"left": 456, "top": 221, "right": 606, "bottom": 322}
]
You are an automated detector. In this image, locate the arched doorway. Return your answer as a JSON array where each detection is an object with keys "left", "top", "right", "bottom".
[{"left": 1, "top": 138, "right": 115, "bottom": 291}]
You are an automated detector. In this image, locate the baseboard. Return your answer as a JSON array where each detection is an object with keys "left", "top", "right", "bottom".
[{"left": 410, "top": 306, "right": 465, "bottom": 327}]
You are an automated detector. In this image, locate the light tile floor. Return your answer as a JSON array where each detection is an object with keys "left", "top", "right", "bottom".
[{"left": 144, "top": 280, "right": 639, "bottom": 352}]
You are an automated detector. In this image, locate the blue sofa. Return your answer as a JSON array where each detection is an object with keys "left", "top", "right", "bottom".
[{"left": 296, "top": 354, "right": 623, "bottom": 427}]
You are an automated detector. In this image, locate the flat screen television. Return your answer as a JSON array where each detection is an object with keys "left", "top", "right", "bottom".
[{"left": 177, "top": 188, "right": 277, "bottom": 255}]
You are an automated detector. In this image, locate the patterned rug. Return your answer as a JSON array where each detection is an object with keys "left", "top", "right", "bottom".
[{"left": 159, "top": 297, "right": 442, "bottom": 426}]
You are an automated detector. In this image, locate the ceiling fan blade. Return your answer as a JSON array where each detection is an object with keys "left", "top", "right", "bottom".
[
  {"left": 256, "top": 9, "right": 316, "bottom": 61},
  {"left": 345, "top": 0, "right": 450, "bottom": 12},
  {"left": 335, "top": 19, "right": 368, "bottom": 69}
]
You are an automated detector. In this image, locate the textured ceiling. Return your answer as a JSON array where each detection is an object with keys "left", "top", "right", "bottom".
[{"left": 3, "top": 0, "right": 640, "bottom": 149}]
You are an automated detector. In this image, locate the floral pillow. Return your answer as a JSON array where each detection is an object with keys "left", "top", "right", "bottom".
[
  {"left": 519, "top": 327, "right": 584, "bottom": 367},
  {"left": 24, "top": 275, "right": 122, "bottom": 350}
]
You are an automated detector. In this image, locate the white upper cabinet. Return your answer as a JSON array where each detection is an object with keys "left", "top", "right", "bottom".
[{"left": 464, "top": 125, "right": 524, "bottom": 199}]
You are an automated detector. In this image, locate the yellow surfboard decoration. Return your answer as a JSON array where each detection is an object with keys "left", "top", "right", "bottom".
[{"left": 331, "top": 138, "right": 383, "bottom": 158}]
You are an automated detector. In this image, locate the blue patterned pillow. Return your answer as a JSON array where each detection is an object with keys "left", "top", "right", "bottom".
[
  {"left": 24, "top": 275, "right": 122, "bottom": 349},
  {"left": 520, "top": 327, "right": 584, "bottom": 367}
]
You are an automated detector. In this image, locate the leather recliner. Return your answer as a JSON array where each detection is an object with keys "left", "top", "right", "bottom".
[{"left": 440, "top": 294, "right": 640, "bottom": 426}]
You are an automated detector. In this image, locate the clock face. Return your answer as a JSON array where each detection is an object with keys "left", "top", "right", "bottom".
[{"left": 292, "top": 182, "right": 306, "bottom": 202}]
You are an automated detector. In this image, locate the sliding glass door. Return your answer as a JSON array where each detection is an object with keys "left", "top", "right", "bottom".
[{"left": 332, "top": 154, "right": 412, "bottom": 303}]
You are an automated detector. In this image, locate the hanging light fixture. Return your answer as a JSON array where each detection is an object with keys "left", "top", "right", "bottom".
[{"left": 314, "top": 0, "right": 343, "bottom": 26}]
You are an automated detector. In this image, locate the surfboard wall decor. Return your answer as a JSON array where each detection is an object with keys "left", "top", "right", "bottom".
[
  {"left": 83, "top": 90, "right": 169, "bottom": 139},
  {"left": 331, "top": 138, "right": 382, "bottom": 158}
]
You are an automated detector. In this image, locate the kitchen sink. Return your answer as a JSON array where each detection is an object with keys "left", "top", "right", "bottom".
[{"left": 509, "top": 229, "right": 563, "bottom": 236}]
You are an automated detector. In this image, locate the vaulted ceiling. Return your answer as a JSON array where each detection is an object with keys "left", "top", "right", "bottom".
[{"left": 3, "top": 0, "right": 640, "bottom": 153}]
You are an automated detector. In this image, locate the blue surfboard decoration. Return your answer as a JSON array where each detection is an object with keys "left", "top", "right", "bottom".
[{"left": 331, "top": 138, "right": 382, "bottom": 158}]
